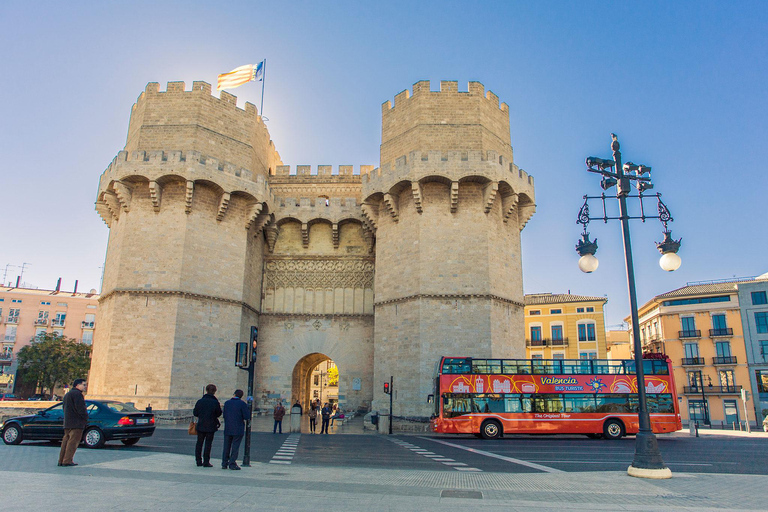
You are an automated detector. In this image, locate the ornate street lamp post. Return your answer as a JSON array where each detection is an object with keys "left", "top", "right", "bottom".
[{"left": 576, "top": 134, "right": 682, "bottom": 479}]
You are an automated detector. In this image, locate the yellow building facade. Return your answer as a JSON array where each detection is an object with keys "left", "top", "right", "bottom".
[
  {"left": 629, "top": 279, "right": 756, "bottom": 428},
  {"left": 524, "top": 294, "right": 608, "bottom": 360}
]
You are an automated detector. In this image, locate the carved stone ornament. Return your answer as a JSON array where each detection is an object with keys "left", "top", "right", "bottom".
[
  {"left": 312, "top": 320, "right": 322, "bottom": 330},
  {"left": 265, "top": 259, "right": 374, "bottom": 289}
]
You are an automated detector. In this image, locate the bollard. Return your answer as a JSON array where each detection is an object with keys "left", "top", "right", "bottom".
[{"left": 695, "top": 421, "right": 700, "bottom": 437}]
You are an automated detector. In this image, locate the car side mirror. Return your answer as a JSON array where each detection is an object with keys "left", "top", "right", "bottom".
[{"left": 37, "top": 411, "right": 46, "bottom": 416}]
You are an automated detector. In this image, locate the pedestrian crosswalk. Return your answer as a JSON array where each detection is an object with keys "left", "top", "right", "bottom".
[
  {"left": 269, "top": 433, "right": 300, "bottom": 464},
  {"left": 389, "top": 438, "right": 482, "bottom": 472}
]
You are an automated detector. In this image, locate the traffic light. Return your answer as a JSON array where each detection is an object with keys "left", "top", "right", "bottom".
[
  {"left": 383, "top": 382, "right": 390, "bottom": 394},
  {"left": 234, "top": 342, "right": 248, "bottom": 367},
  {"left": 250, "top": 326, "right": 258, "bottom": 360}
]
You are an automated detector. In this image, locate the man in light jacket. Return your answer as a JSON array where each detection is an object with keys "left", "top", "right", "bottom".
[
  {"left": 58, "top": 379, "right": 88, "bottom": 467},
  {"left": 221, "top": 389, "right": 249, "bottom": 470}
]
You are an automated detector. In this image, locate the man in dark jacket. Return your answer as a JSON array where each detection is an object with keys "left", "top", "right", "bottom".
[
  {"left": 221, "top": 389, "right": 250, "bottom": 470},
  {"left": 193, "top": 384, "right": 222, "bottom": 467},
  {"left": 320, "top": 403, "right": 332, "bottom": 434},
  {"left": 58, "top": 378, "right": 88, "bottom": 466}
]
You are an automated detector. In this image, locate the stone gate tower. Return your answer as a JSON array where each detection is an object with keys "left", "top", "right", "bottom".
[
  {"left": 362, "top": 81, "right": 535, "bottom": 417},
  {"left": 89, "top": 79, "right": 535, "bottom": 420}
]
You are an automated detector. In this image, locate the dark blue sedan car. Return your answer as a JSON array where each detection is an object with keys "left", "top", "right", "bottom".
[{"left": 1, "top": 400, "right": 155, "bottom": 448}]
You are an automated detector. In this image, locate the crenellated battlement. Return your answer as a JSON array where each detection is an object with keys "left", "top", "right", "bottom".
[
  {"left": 362, "top": 149, "right": 534, "bottom": 196},
  {"left": 380, "top": 81, "right": 514, "bottom": 164},
  {"left": 382, "top": 80, "right": 508, "bottom": 114},
  {"left": 126, "top": 80, "right": 281, "bottom": 178},
  {"left": 135, "top": 81, "right": 260, "bottom": 118},
  {"left": 270, "top": 164, "right": 375, "bottom": 178}
]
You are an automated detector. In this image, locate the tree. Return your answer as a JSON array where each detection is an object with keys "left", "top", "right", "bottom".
[
  {"left": 16, "top": 333, "right": 91, "bottom": 397},
  {"left": 327, "top": 365, "right": 339, "bottom": 387}
]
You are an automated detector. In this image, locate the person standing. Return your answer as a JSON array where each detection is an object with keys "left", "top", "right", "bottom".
[
  {"left": 193, "top": 384, "right": 222, "bottom": 467},
  {"left": 308, "top": 401, "right": 318, "bottom": 434},
  {"left": 58, "top": 379, "right": 88, "bottom": 467},
  {"left": 273, "top": 400, "right": 285, "bottom": 434},
  {"left": 320, "top": 402, "right": 332, "bottom": 434},
  {"left": 221, "top": 389, "right": 249, "bottom": 470}
]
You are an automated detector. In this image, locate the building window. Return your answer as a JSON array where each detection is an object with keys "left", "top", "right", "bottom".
[
  {"left": 681, "top": 316, "right": 696, "bottom": 333},
  {"left": 530, "top": 326, "right": 542, "bottom": 341},
  {"left": 57, "top": 302, "right": 67, "bottom": 307},
  {"left": 40, "top": 301, "right": 50, "bottom": 306},
  {"left": 552, "top": 353, "right": 565, "bottom": 360},
  {"left": 663, "top": 295, "right": 730, "bottom": 307},
  {"left": 578, "top": 322, "right": 596, "bottom": 342},
  {"left": 579, "top": 352, "right": 597, "bottom": 359},
  {"left": 551, "top": 325, "right": 563, "bottom": 341},
  {"left": 719, "top": 370, "right": 735, "bottom": 389},
  {"left": 712, "top": 314, "right": 727, "bottom": 331},
  {"left": 576, "top": 308, "right": 585, "bottom": 313},
  {"left": 81, "top": 331, "right": 93, "bottom": 345},
  {"left": 8, "top": 309, "right": 20, "bottom": 322},
  {"left": 53, "top": 312, "right": 66, "bottom": 327},
  {"left": 35, "top": 327, "right": 46, "bottom": 338},
  {"left": 688, "top": 400, "right": 708, "bottom": 422},
  {"left": 688, "top": 371, "right": 702, "bottom": 389},
  {"left": 756, "top": 312, "right": 768, "bottom": 334},
  {"left": 531, "top": 353, "right": 543, "bottom": 360},
  {"left": 11, "top": 299, "right": 21, "bottom": 303},
  {"left": 3, "top": 325, "right": 17, "bottom": 342},
  {"left": 752, "top": 291, "right": 768, "bottom": 305},
  {"left": 760, "top": 341, "right": 768, "bottom": 360},
  {"left": 529, "top": 310, "right": 541, "bottom": 316},
  {"left": 755, "top": 370, "right": 768, "bottom": 393},
  {"left": 715, "top": 341, "right": 732, "bottom": 358},
  {"left": 684, "top": 343, "right": 700, "bottom": 359},
  {"left": 53, "top": 329, "right": 64, "bottom": 336},
  {"left": 550, "top": 309, "right": 561, "bottom": 314},
  {"left": 586, "top": 307, "right": 594, "bottom": 312}
]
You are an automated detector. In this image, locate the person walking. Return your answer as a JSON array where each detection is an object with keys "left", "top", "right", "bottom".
[
  {"left": 58, "top": 378, "right": 88, "bottom": 467},
  {"left": 308, "top": 401, "right": 318, "bottom": 434},
  {"left": 273, "top": 400, "right": 285, "bottom": 434},
  {"left": 193, "top": 384, "right": 222, "bottom": 467},
  {"left": 320, "top": 402, "right": 332, "bottom": 434},
  {"left": 221, "top": 389, "right": 249, "bottom": 470}
]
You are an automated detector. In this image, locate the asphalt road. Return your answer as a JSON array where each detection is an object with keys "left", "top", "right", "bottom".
[{"left": 39, "top": 428, "right": 764, "bottom": 476}]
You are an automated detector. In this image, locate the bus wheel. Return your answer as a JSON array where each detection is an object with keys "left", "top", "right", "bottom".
[
  {"left": 480, "top": 420, "right": 502, "bottom": 440},
  {"left": 602, "top": 419, "right": 625, "bottom": 440}
]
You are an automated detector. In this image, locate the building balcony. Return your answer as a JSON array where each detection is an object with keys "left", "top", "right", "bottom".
[
  {"left": 549, "top": 338, "right": 569, "bottom": 347},
  {"left": 681, "top": 357, "right": 706, "bottom": 366},
  {"left": 6, "top": 316, "right": 19, "bottom": 324},
  {"left": 709, "top": 328, "right": 733, "bottom": 337},
  {"left": 712, "top": 356, "right": 737, "bottom": 365},
  {"left": 81, "top": 321, "right": 95, "bottom": 329},
  {"left": 684, "top": 385, "right": 742, "bottom": 395},
  {"left": 526, "top": 339, "right": 546, "bottom": 347},
  {"left": 51, "top": 319, "right": 65, "bottom": 327},
  {"left": 679, "top": 330, "right": 701, "bottom": 339},
  {"left": 35, "top": 319, "right": 49, "bottom": 326},
  {"left": 2, "top": 336, "right": 16, "bottom": 343}
]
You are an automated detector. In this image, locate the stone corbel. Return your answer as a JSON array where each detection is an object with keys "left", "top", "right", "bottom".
[
  {"left": 382, "top": 193, "right": 399, "bottom": 221},
  {"left": 302, "top": 223, "right": 309, "bottom": 247},
  {"left": 103, "top": 191, "right": 121, "bottom": 220},
  {"left": 265, "top": 224, "right": 280, "bottom": 253},
  {"left": 411, "top": 182, "right": 423, "bottom": 213},
  {"left": 362, "top": 225, "right": 375, "bottom": 253},
  {"left": 216, "top": 192, "right": 231, "bottom": 221},
  {"left": 148, "top": 181, "right": 162, "bottom": 212},
  {"left": 246, "top": 203, "right": 263, "bottom": 230},
  {"left": 332, "top": 223, "right": 339, "bottom": 248},
  {"left": 95, "top": 201, "right": 112, "bottom": 227},
  {"left": 502, "top": 193, "right": 518, "bottom": 223},
  {"left": 112, "top": 181, "right": 132, "bottom": 212},
  {"left": 252, "top": 213, "right": 273, "bottom": 236},
  {"left": 450, "top": 181, "right": 459, "bottom": 213},
  {"left": 361, "top": 203, "right": 378, "bottom": 230},
  {"left": 483, "top": 182, "right": 499, "bottom": 214},
  {"left": 519, "top": 203, "right": 536, "bottom": 231},
  {"left": 185, "top": 180, "right": 194, "bottom": 213}
]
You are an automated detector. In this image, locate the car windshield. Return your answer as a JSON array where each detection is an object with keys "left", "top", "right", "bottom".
[{"left": 102, "top": 401, "right": 140, "bottom": 413}]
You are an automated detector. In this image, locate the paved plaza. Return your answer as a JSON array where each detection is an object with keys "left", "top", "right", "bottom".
[{"left": 1, "top": 417, "right": 766, "bottom": 512}]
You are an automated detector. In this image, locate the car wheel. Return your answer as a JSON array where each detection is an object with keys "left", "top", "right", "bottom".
[
  {"left": 121, "top": 438, "right": 140, "bottom": 446},
  {"left": 480, "top": 420, "right": 502, "bottom": 440},
  {"left": 83, "top": 427, "right": 106, "bottom": 448},
  {"left": 2, "top": 424, "right": 23, "bottom": 445},
  {"left": 603, "top": 419, "right": 625, "bottom": 440}
]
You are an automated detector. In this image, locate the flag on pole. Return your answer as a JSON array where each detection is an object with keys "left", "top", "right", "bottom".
[{"left": 217, "top": 61, "right": 264, "bottom": 91}]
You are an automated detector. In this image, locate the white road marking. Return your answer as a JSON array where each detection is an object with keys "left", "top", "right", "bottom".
[{"left": 420, "top": 437, "right": 564, "bottom": 474}]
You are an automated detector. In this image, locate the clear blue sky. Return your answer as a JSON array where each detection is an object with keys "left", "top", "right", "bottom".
[{"left": 1, "top": 1, "right": 766, "bottom": 328}]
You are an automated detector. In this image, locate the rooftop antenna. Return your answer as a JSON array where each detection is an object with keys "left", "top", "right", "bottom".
[
  {"left": 19, "top": 262, "right": 30, "bottom": 287},
  {"left": 2, "top": 264, "right": 17, "bottom": 287}
]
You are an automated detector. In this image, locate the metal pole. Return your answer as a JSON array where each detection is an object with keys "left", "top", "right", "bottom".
[
  {"left": 242, "top": 357, "right": 255, "bottom": 466},
  {"left": 389, "top": 376, "right": 393, "bottom": 435},
  {"left": 701, "top": 372, "right": 710, "bottom": 426},
  {"left": 613, "top": 137, "right": 667, "bottom": 472}
]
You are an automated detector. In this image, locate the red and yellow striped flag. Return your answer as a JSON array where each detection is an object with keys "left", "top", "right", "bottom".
[{"left": 217, "top": 62, "right": 264, "bottom": 91}]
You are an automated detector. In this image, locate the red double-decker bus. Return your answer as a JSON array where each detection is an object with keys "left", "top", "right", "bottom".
[{"left": 430, "top": 355, "right": 681, "bottom": 439}]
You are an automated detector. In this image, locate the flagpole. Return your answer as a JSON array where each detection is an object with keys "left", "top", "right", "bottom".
[{"left": 260, "top": 59, "right": 266, "bottom": 119}]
